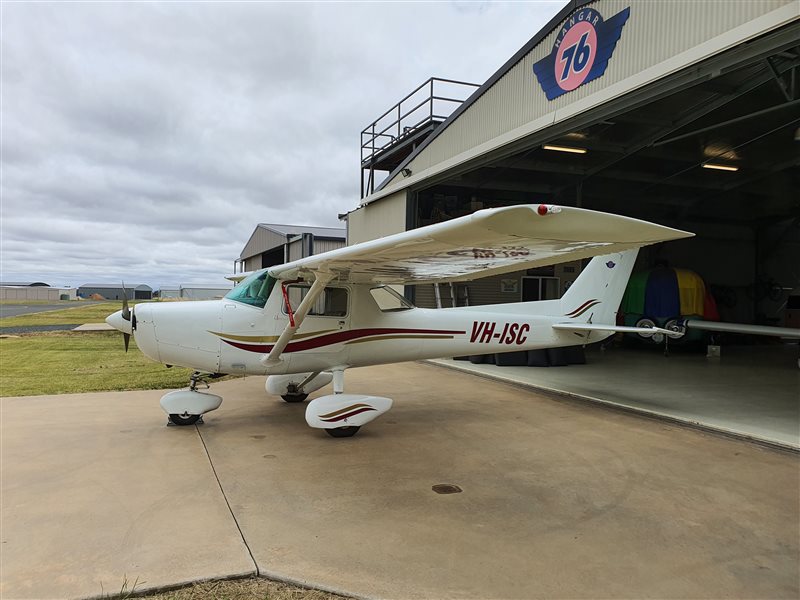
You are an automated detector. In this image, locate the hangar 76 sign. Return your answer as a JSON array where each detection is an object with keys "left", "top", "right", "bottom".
[{"left": 533, "top": 6, "right": 630, "bottom": 100}]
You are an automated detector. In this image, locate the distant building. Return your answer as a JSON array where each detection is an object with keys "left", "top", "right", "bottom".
[
  {"left": 235, "top": 224, "right": 346, "bottom": 274},
  {"left": 1, "top": 285, "right": 76, "bottom": 301},
  {"left": 158, "top": 285, "right": 232, "bottom": 300},
  {"left": 78, "top": 284, "right": 152, "bottom": 300}
]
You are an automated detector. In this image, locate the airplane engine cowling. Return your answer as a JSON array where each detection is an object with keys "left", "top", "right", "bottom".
[
  {"left": 306, "top": 394, "right": 393, "bottom": 429},
  {"left": 265, "top": 372, "right": 334, "bottom": 396}
]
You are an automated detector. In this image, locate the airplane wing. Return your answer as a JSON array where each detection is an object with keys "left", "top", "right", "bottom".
[
  {"left": 269, "top": 204, "right": 693, "bottom": 284},
  {"left": 226, "top": 272, "right": 253, "bottom": 283}
]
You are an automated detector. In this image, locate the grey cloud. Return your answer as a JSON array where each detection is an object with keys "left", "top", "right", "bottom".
[{"left": 2, "top": 1, "right": 566, "bottom": 288}]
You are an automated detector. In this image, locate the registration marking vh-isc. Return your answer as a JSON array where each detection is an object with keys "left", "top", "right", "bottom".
[{"left": 470, "top": 321, "right": 530, "bottom": 345}]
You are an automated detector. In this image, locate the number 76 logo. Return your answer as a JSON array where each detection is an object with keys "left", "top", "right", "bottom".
[
  {"left": 532, "top": 7, "right": 630, "bottom": 101},
  {"left": 556, "top": 23, "right": 597, "bottom": 90}
]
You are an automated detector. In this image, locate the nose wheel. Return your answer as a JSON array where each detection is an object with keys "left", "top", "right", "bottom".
[
  {"left": 168, "top": 413, "right": 201, "bottom": 426},
  {"left": 161, "top": 371, "right": 223, "bottom": 426}
]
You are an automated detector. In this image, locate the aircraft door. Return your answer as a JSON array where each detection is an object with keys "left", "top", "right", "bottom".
[
  {"left": 217, "top": 301, "right": 277, "bottom": 373},
  {"left": 280, "top": 284, "right": 351, "bottom": 357}
]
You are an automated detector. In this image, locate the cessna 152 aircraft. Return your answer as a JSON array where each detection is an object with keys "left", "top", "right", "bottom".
[{"left": 107, "top": 204, "right": 691, "bottom": 437}]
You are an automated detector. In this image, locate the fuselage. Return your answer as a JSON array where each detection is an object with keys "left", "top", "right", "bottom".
[{"left": 112, "top": 281, "right": 606, "bottom": 376}]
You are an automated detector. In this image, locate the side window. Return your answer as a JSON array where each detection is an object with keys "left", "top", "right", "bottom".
[
  {"left": 369, "top": 285, "right": 414, "bottom": 311},
  {"left": 284, "top": 286, "right": 348, "bottom": 317}
]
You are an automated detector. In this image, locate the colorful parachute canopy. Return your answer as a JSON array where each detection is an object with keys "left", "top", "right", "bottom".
[{"left": 622, "top": 266, "right": 719, "bottom": 320}]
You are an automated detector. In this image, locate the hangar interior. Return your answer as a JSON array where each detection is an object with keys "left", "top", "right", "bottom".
[{"left": 352, "top": 1, "right": 799, "bottom": 449}]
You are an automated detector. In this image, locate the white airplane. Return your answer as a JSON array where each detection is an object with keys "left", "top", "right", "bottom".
[{"left": 107, "top": 204, "right": 691, "bottom": 437}]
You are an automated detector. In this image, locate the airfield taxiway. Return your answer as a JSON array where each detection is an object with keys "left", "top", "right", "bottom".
[{"left": 1, "top": 362, "right": 798, "bottom": 599}]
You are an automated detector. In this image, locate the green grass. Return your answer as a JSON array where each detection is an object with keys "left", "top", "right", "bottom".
[
  {"left": 0, "top": 302, "right": 126, "bottom": 327},
  {"left": 0, "top": 331, "right": 194, "bottom": 396}
]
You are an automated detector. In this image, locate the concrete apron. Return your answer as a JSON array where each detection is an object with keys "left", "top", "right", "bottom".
[
  {"left": 2, "top": 362, "right": 798, "bottom": 599},
  {"left": 0, "top": 390, "right": 255, "bottom": 600}
]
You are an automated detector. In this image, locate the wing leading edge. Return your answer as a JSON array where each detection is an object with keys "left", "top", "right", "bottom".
[{"left": 269, "top": 205, "right": 693, "bottom": 285}]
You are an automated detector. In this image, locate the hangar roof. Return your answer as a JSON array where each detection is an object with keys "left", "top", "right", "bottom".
[
  {"left": 256, "top": 224, "right": 346, "bottom": 239},
  {"left": 0, "top": 281, "right": 50, "bottom": 287},
  {"left": 240, "top": 224, "right": 346, "bottom": 261},
  {"left": 360, "top": 0, "right": 798, "bottom": 227}
]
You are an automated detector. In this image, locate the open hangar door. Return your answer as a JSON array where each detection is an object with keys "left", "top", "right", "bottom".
[
  {"left": 411, "top": 24, "right": 799, "bottom": 334},
  {"left": 406, "top": 25, "right": 799, "bottom": 448}
]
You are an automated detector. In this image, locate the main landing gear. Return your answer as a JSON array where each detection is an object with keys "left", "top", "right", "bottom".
[{"left": 303, "top": 368, "right": 393, "bottom": 438}]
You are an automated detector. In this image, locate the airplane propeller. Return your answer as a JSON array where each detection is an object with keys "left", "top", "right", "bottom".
[
  {"left": 121, "top": 284, "right": 131, "bottom": 352},
  {"left": 105, "top": 287, "right": 135, "bottom": 352}
]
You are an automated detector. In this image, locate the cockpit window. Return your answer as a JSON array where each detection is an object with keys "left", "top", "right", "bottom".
[
  {"left": 370, "top": 285, "right": 414, "bottom": 312},
  {"left": 283, "top": 286, "right": 349, "bottom": 317},
  {"left": 225, "top": 271, "right": 276, "bottom": 308}
]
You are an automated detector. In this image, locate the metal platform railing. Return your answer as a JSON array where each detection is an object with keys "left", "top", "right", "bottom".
[{"left": 361, "top": 77, "right": 479, "bottom": 197}]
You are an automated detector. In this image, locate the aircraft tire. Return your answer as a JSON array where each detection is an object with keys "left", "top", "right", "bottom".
[
  {"left": 281, "top": 393, "right": 309, "bottom": 403},
  {"left": 169, "top": 414, "right": 200, "bottom": 426},
  {"left": 325, "top": 426, "right": 360, "bottom": 438}
]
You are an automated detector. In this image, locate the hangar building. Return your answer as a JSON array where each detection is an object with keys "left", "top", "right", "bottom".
[
  {"left": 348, "top": 0, "right": 799, "bottom": 449},
  {"left": 0, "top": 283, "right": 77, "bottom": 301},
  {"left": 78, "top": 284, "right": 153, "bottom": 300},
  {"left": 158, "top": 284, "right": 232, "bottom": 300},
  {"left": 236, "top": 224, "right": 346, "bottom": 274},
  {"left": 351, "top": 0, "right": 799, "bottom": 324}
]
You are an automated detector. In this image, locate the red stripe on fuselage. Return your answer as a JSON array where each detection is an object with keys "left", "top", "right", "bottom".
[{"left": 221, "top": 327, "right": 466, "bottom": 354}]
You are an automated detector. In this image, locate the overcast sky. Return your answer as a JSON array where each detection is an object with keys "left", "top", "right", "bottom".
[{"left": 2, "top": 1, "right": 566, "bottom": 289}]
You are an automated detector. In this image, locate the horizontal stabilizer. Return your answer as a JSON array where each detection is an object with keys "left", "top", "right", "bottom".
[{"left": 553, "top": 323, "right": 683, "bottom": 338}]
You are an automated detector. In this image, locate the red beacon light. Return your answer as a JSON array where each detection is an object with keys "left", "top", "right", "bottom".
[{"left": 537, "top": 204, "right": 561, "bottom": 215}]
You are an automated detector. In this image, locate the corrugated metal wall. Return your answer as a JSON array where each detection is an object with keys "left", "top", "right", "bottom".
[
  {"left": 413, "top": 260, "right": 584, "bottom": 308},
  {"left": 243, "top": 256, "right": 262, "bottom": 272},
  {"left": 287, "top": 238, "right": 304, "bottom": 262},
  {"left": 314, "top": 239, "right": 346, "bottom": 254},
  {"left": 348, "top": 190, "right": 407, "bottom": 244},
  {"left": 414, "top": 275, "right": 521, "bottom": 309},
  {"left": 0, "top": 287, "right": 76, "bottom": 301},
  {"left": 393, "top": 0, "right": 794, "bottom": 187},
  {"left": 241, "top": 226, "right": 286, "bottom": 260}
]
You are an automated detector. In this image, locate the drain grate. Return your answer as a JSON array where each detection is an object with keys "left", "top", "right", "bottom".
[{"left": 432, "top": 484, "right": 462, "bottom": 494}]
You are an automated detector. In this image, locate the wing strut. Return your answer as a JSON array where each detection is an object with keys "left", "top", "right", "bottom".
[{"left": 261, "top": 272, "right": 334, "bottom": 367}]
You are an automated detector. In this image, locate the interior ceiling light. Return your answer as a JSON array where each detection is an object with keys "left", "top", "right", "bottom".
[
  {"left": 702, "top": 162, "right": 739, "bottom": 172},
  {"left": 543, "top": 144, "right": 587, "bottom": 154}
]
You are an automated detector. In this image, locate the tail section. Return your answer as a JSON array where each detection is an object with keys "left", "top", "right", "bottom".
[{"left": 559, "top": 249, "right": 638, "bottom": 324}]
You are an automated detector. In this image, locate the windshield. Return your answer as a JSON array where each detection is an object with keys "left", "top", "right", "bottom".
[{"left": 225, "top": 270, "right": 276, "bottom": 308}]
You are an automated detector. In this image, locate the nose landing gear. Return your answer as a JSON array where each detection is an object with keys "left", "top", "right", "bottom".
[{"left": 161, "top": 371, "right": 224, "bottom": 427}]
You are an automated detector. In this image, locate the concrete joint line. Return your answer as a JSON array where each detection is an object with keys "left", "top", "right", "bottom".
[{"left": 195, "top": 425, "right": 260, "bottom": 576}]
